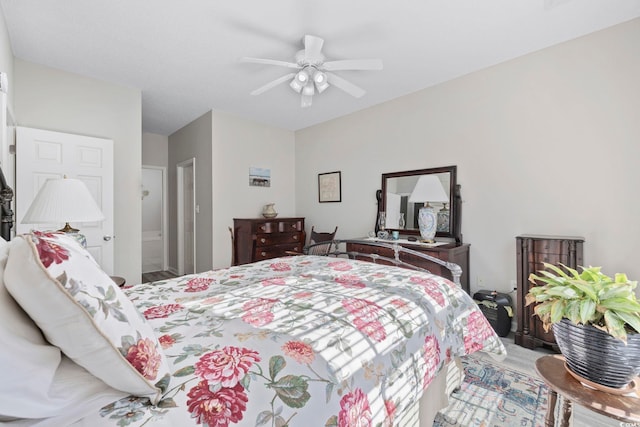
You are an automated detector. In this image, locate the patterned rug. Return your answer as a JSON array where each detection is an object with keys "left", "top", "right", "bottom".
[{"left": 433, "top": 353, "right": 549, "bottom": 427}]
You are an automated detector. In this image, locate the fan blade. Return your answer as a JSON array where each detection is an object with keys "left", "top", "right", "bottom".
[
  {"left": 323, "top": 59, "right": 383, "bottom": 71},
  {"left": 303, "top": 35, "right": 325, "bottom": 62},
  {"left": 250, "top": 73, "right": 296, "bottom": 96},
  {"left": 241, "top": 57, "right": 300, "bottom": 69},
  {"left": 326, "top": 73, "right": 366, "bottom": 98}
]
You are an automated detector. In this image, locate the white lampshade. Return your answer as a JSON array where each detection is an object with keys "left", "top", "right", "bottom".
[
  {"left": 408, "top": 175, "right": 448, "bottom": 242},
  {"left": 408, "top": 175, "right": 448, "bottom": 204},
  {"left": 22, "top": 178, "right": 104, "bottom": 231}
]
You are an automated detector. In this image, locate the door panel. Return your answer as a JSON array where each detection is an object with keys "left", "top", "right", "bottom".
[
  {"left": 142, "top": 166, "right": 166, "bottom": 273},
  {"left": 16, "top": 127, "right": 114, "bottom": 273}
]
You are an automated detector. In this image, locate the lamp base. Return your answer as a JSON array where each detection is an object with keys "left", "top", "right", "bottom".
[
  {"left": 417, "top": 205, "right": 437, "bottom": 242},
  {"left": 58, "top": 222, "right": 79, "bottom": 233}
]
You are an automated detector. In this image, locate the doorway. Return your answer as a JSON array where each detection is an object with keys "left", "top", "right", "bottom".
[
  {"left": 177, "top": 158, "right": 196, "bottom": 275},
  {"left": 15, "top": 127, "right": 115, "bottom": 273},
  {"left": 141, "top": 165, "right": 167, "bottom": 273}
]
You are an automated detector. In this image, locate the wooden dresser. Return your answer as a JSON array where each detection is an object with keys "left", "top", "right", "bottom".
[
  {"left": 515, "top": 234, "right": 584, "bottom": 349},
  {"left": 233, "top": 217, "right": 305, "bottom": 265},
  {"left": 346, "top": 241, "right": 470, "bottom": 294}
]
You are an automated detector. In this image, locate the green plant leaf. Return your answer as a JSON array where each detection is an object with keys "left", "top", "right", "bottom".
[
  {"left": 598, "top": 284, "right": 634, "bottom": 300},
  {"left": 604, "top": 310, "right": 627, "bottom": 341},
  {"left": 567, "top": 280, "right": 598, "bottom": 301},
  {"left": 550, "top": 300, "right": 565, "bottom": 325},
  {"left": 600, "top": 297, "right": 640, "bottom": 313},
  {"left": 566, "top": 300, "right": 581, "bottom": 323},
  {"left": 616, "top": 312, "right": 640, "bottom": 335},
  {"left": 578, "top": 299, "right": 596, "bottom": 324}
]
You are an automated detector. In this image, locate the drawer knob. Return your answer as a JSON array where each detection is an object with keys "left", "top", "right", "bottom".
[
  {"left": 261, "top": 252, "right": 266, "bottom": 257},
  {"left": 260, "top": 238, "right": 266, "bottom": 243},
  {"left": 293, "top": 235, "right": 298, "bottom": 240},
  {"left": 260, "top": 226, "right": 266, "bottom": 231}
]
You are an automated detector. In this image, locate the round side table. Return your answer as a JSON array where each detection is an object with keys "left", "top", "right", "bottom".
[
  {"left": 110, "top": 276, "right": 126, "bottom": 288},
  {"left": 535, "top": 354, "right": 640, "bottom": 427}
]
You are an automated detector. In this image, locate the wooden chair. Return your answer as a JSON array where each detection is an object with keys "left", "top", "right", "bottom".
[
  {"left": 228, "top": 226, "right": 236, "bottom": 266},
  {"left": 285, "top": 226, "right": 338, "bottom": 257},
  {"left": 304, "top": 226, "right": 338, "bottom": 256}
]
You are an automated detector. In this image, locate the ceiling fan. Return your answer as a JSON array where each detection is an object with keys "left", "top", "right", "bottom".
[{"left": 242, "top": 35, "right": 383, "bottom": 107}]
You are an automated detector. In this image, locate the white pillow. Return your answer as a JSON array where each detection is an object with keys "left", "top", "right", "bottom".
[
  {"left": 0, "top": 237, "right": 63, "bottom": 421},
  {"left": 5, "top": 232, "right": 171, "bottom": 404}
]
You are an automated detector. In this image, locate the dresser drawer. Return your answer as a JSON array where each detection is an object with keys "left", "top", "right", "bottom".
[
  {"left": 529, "top": 239, "right": 580, "bottom": 255},
  {"left": 254, "top": 219, "right": 304, "bottom": 234},
  {"left": 255, "top": 232, "right": 303, "bottom": 247},
  {"left": 233, "top": 217, "right": 306, "bottom": 265},
  {"left": 255, "top": 221, "right": 278, "bottom": 233},
  {"left": 278, "top": 219, "right": 304, "bottom": 233},
  {"left": 254, "top": 243, "right": 303, "bottom": 261}
]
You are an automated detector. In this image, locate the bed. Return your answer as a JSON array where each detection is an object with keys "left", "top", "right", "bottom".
[{"left": 0, "top": 194, "right": 506, "bottom": 427}]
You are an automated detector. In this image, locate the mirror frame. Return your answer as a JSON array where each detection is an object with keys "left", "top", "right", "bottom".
[{"left": 378, "top": 165, "right": 462, "bottom": 243}]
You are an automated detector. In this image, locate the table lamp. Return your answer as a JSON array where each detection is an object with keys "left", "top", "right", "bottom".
[
  {"left": 408, "top": 175, "right": 449, "bottom": 242},
  {"left": 21, "top": 177, "right": 104, "bottom": 245}
]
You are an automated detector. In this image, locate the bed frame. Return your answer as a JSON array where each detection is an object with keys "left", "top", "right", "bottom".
[
  {"left": 304, "top": 239, "right": 463, "bottom": 287},
  {"left": 0, "top": 166, "right": 13, "bottom": 241}
]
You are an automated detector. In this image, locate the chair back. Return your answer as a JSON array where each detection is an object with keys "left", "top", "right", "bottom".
[{"left": 306, "top": 226, "right": 338, "bottom": 255}]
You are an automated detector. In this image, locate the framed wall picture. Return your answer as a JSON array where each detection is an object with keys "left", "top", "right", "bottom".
[{"left": 318, "top": 171, "right": 341, "bottom": 203}]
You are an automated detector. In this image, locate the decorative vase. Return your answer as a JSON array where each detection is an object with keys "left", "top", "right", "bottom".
[
  {"left": 417, "top": 205, "right": 437, "bottom": 242},
  {"left": 262, "top": 203, "right": 278, "bottom": 218},
  {"left": 553, "top": 318, "right": 640, "bottom": 390}
]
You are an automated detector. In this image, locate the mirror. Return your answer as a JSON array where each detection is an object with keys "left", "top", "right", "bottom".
[{"left": 378, "top": 166, "right": 462, "bottom": 243}]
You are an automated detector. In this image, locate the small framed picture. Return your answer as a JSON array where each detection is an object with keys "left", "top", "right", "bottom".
[{"left": 318, "top": 171, "right": 341, "bottom": 203}]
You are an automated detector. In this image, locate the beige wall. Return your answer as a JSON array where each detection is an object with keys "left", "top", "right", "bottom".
[
  {"left": 211, "top": 110, "right": 296, "bottom": 268},
  {"left": 168, "top": 111, "right": 213, "bottom": 273},
  {"left": 13, "top": 59, "right": 142, "bottom": 285},
  {"left": 142, "top": 132, "right": 168, "bottom": 167},
  {"left": 167, "top": 109, "right": 296, "bottom": 270},
  {"left": 296, "top": 18, "right": 640, "bottom": 295}
]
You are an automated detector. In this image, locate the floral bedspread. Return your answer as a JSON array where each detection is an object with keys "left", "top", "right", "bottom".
[{"left": 81, "top": 256, "right": 505, "bottom": 427}]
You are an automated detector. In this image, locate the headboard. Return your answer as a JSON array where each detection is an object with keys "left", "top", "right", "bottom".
[{"left": 0, "top": 166, "right": 14, "bottom": 241}]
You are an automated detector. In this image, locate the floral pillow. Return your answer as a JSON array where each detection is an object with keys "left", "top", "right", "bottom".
[{"left": 4, "top": 231, "right": 171, "bottom": 404}]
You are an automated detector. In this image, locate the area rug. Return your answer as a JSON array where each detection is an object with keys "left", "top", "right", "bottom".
[{"left": 433, "top": 353, "right": 549, "bottom": 427}]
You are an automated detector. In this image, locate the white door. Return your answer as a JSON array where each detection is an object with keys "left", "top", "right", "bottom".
[
  {"left": 141, "top": 165, "right": 166, "bottom": 273},
  {"left": 15, "top": 127, "right": 115, "bottom": 273}
]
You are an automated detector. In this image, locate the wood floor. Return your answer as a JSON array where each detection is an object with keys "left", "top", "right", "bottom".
[{"left": 141, "top": 270, "right": 178, "bottom": 283}]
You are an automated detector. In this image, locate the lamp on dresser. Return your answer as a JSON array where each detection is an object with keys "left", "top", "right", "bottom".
[
  {"left": 21, "top": 177, "right": 104, "bottom": 247},
  {"left": 408, "top": 175, "right": 449, "bottom": 242}
]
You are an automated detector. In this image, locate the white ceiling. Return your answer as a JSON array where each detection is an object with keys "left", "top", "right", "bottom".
[{"left": 1, "top": 0, "right": 639, "bottom": 136}]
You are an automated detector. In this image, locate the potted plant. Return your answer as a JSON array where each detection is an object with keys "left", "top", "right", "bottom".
[{"left": 526, "top": 263, "right": 640, "bottom": 390}]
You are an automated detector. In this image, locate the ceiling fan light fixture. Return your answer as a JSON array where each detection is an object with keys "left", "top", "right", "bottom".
[
  {"left": 301, "top": 94, "right": 313, "bottom": 108},
  {"left": 315, "top": 80, "right": 329, "bottom": 93},
  {"left": 302, "top": 83, "right": 315, "bottom": 97},
  {"left": 295, "top": 69, "right": 309, "bottom": 84},
  {"left": 313, "top": 70, "right": 326, "bottom": 84},
  {"left": 289, "top": 78, "right": 303, "bottom": 93},
  {"left": 244, "top": 34, "right": 383, "bottom": 108}
]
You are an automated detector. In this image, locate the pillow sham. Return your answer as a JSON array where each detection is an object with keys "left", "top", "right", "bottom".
[{"left": 4, "top": 232, "right": 171, "bottom": 404}]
